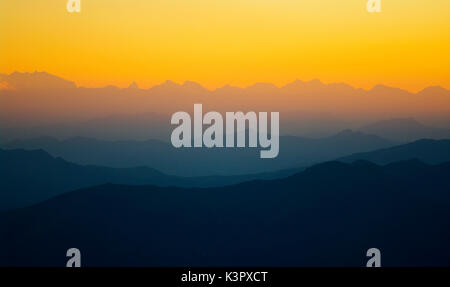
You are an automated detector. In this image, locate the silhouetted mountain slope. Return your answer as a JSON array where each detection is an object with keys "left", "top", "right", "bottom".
[
  {"left": 0, "top": 148, "right": 176, "bottom": 210},
  {"left": 339, "top": 139, "right": 450, "bottom": 165},
  {"left": 2, "top": 130, "right": 394, "bottom": 176},
  {"left": 3, "top": 72, "right": 450, "bottom": 141},
  {"left": 1, "top": 160, "right": 449, "bottom": 266},
  {"left": 3, "top": 72, "right": 450, "bottom": 128},
  {"left": 360, "top": 118, "right": 450, "bottom": 142},
  {"left": 0, "top": 148, "right": 303, "bottom": 210}
]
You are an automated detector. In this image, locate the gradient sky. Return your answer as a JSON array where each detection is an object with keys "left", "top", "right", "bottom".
[{"left": 1, "top": 0, "right": 449, "bottom": 91}]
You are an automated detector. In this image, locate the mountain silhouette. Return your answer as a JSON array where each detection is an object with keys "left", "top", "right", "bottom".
[
  {"left": 360, "top": 118, "right": 450, "bottom": 142},
  {"left": 339, "top": 139, "right": 450, "bottom": 165},
  {"left": 0, "top": 148, "right": 304, "bottom": 210},
  {"left": 2, "top": 130, "right": 394, "bottom": 176},
  {"left": 1, "top": 160, "right": 449, "bottom": 266},
  {"left": 2, "top": 72, "right": 450, "bottom": 140},
  {"left": 3, "top": 136, "right": 449, "bottom": 209},
  {"left": 0, "top": 148, "right": 178, "bottom": 210}
]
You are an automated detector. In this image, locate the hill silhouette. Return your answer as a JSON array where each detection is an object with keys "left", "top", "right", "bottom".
[
  {"left": 2, "top": 137, "right": 449, "bottom": 210},
  {"left": 2, "top": 130, "right": 394, "bottom": 176},
  {"left": 0, "top": 160, "right": 449, "bottom": 266},
  {"left": 339, "top": 139, "right": 450, "bottom": 165},
  {"left": 2, "top": 72, "right": 450, "bottom": 140},
  {"left": 0, "top": 148, "right": 303, "bottom": 210},
  {"left": 360, "top": 118, "right": 450, "bottom": 142}
]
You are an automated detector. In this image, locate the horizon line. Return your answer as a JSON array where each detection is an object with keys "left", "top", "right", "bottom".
[{"left": 1, "top": 70, "right": 449, "bottom": 94}]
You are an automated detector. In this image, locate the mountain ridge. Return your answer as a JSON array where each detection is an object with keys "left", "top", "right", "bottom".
[
  {"left": 3, "top": 71, "right": 449, "bottom": 94},
  {"left": 0, "top": 147, "right": 305, "bottom": 210},
  {"left": 1, "top": 158, "right": 449, "bottom": 266},
  {"left": 339, "top": 138, "right": 450, "bottom": 165},
  {"left": 2, "top": 130, "right": 394, "bottom": 176}
]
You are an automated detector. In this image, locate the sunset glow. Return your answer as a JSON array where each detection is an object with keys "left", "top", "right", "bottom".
[{"left": 1, "top": 0, "right": 449, "bottom": 92}]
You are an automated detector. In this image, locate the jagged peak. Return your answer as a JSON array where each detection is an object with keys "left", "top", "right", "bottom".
[{"left": 127, "top": 81, "right": 139, "bottom": 89}]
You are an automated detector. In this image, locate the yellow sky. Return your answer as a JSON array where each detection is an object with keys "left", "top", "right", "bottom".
[{"left": 1, "top": 0, "right": 449, "bottom": 92}]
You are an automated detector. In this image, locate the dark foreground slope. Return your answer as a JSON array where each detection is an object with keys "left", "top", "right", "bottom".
[
  {"left": 0, "top": 160, "right": 449, "bottom": 266},
  {"left": 339, "top": 139, "right": 450, "bottom": 165}
]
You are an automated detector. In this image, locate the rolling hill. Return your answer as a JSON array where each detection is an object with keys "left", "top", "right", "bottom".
[
  {"left": 359, "top": 118, "right": 450, "bottom": 142},
  {"left": 2, "top": 130, "right": 394, "bottom": 176},
  {"left": 1, "top": 160, "right": 449, "bottom": 266},
  {"left": 339, "top": 139, "right": 450, "bottom": 165},
  {"left": 0, "top": 148, "right": 303, "bottom": 210}
]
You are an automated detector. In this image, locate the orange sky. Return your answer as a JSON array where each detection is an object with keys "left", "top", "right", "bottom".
[{"left": 1, "top": 0, "right": 449, "bottom": 92}]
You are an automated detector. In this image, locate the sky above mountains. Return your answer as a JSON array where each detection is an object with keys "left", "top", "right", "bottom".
[{"left": 1, "top": 0, "right": 449, "bottom": 92}]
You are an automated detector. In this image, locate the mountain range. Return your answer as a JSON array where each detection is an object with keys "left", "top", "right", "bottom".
[
  {"left": 2, "top": 72, "right": 450, "bottom": 140},
  {"left": 1, "top": 130, "right": 394, "bottom": 176},
  {"left": 2, "top": 71, "right": 450, "bottom": 266},
  {"left": 0, "top": 148, "right": 302, "bottom": 210},
  {"left": 359, "top": 118, "right": 450, "bottom": 142},
  {"left": 2, "top": 138, "right": 450, "bottom": 210},
  {"left": 1, "top": 159, "right": 449, "bottom": 266},
  {"left": 340, "top": 139, "right": 450, "bottom": 165}
]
